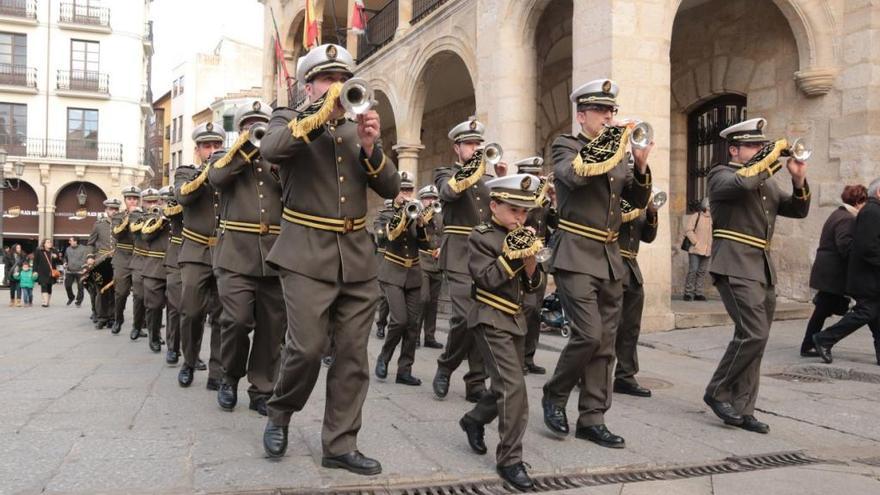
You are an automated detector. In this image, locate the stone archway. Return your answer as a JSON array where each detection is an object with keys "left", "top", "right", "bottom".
[
  {"left": 52, "top": 181, "right": 107, "bottom": 241},
  {"left": 533, "top": 0, "right": 572, "bottom": 166},
  {"left": 1, "top": 178, "right": 39, "bottom": 249}
]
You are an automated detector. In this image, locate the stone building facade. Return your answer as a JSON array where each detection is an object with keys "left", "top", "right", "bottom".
[{"left": 262, "top": 0, "right": 880, "bottom": 331}]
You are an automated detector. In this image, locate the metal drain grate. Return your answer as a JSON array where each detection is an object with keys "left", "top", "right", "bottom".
[
  {"left": 228, "top": 450, "right": 823, "bottom": 495},
  {"left": 765, "top": 372, "right": 830, "bottom": 383}
]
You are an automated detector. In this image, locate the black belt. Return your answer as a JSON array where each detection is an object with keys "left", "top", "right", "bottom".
[
  {"left": 383, "top": 251, "right": 420, "bottom": 268},
  {"left": 713, "top": 229, "right": 769, "bottom": 250},
  {"left": 219, "top": 219, "right": 281, "bottom": 235},
  {"left": 282, "top": 207, "right": 365, "bottom": 234},
  {"left": 558, "top": 218, "right": 619, "bottom": 244},
  {"left": 182, "top": 228, "right": 218, "bottom": 247}
]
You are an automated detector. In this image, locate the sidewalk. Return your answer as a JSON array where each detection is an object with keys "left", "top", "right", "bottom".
[{"left": 0, "top": 303, "right": 878, "bottom": 494}]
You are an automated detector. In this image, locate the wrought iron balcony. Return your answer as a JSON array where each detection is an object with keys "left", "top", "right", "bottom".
[
  {"left": 1, "top": 137, "right": 122, "bottom": 162},
  {"left": 59, "top": 1, "right": 110, "bottom": 28},
  {"left": 412, "top": 0, "right": 450, "bottom": 24},
  {"left": 357, "top": 0, "right": 398, "bottom": 63},
  {"left": 0, "top": 0, "right": 37, "bottom": 19},
  {"left": 0, "top": 64, "right": 37, "bottom": 89},
  {"left": 57, "top": 70, "right": 109, "bottom": 94}
]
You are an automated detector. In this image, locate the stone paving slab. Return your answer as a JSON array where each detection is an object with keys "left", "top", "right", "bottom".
[{"left": 1, "top": 302, "right": 879, "bottom": 494}]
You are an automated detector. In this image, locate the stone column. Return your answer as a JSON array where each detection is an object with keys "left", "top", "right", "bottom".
[
  {"left": 38, "top": 163, "right": 52, "bottom": 241},
  {"left": 392, "top": 142, "right": 424, "bottom": 184},
  {"left": 571, "top": 0, "right": 674, "bottom": 331},
  {"left": 397, "top": 0, "right": 413, "bottom": 36}
]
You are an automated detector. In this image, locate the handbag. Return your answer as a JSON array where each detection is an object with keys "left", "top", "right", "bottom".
[
  {"left": 680, "top": 213, "right": 701, "bottom": 252},
  {"left": 44, "top": 251, "right": 61, "bottom": 279}
]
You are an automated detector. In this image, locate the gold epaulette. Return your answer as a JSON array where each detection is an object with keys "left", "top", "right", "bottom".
[
  {"left": 447, "top": 156, "right": 485, "bottom": 194},
  {"left": 179, "top": 166, "right": 210, "bottom": 196},
  {"left": 163, "top": 204, "right": 183, "bottom": 216},
  {"left": 111, "top": 215, "right": 129, "bottom": 235},
  {"left": 212, "top": 130, "right": 254, "bottom": 169},
  {"left": 288, "top": 82, "right": 342, "bottom": 139},
  {"left": 735, "top": 139, "right": 787, "bottom": 178},
  {"left": 141, "top": 216, "right": 166, "bottom": 235},
  {"left": 621, "top": 207, "right": 642, "bottom": 224},
  {"left": 386, "top": 212, "right": 408, "bottom": 241},
  {"left": 130, "top": 218, "right": 145, "bottom": 233},
  {"left": 572, "top": 125, "right": 632, "bottom": 177}
]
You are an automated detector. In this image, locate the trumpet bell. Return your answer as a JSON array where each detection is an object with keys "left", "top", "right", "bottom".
[
  {"left": 651, "top": 187, "right": 667, "bottom": 209},
  {"left": 787, "top": 138, "right": 812, "bottom": 161},
  {"left": 630, "top": 121, "right": 653, "bottom": 150},
  {"left": 248, "top": 122, "right": 267, "bottom": 148},
  {"left": 404, "top": 201, "right": 422, "bottom": 220},
  {"left": 483, "top": 143, "right": 503, "bottom": 166},
  {"left": 535, "top": 246, "right": 554, "bottom": 263},
  {"left": 340, "top": 78, "right": 375, "bottom": 116},
  {"left": 431, "top": 201, "right": 442, "bottom": 214}
]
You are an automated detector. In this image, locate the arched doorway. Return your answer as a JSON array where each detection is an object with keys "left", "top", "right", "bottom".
[
  {"left": 366, "top": 88, "right": 399, "bottom": 213},
  {"left": 669, "top": 0, "right": 803, "bottom": 299},
  {"left": 534, "top": 0, "right": 572, "bottom": 167},
  {"left": 1, "top": 178, "right": 39, "bottom": 252},
  {"left": 414, "top": 51, "right": 475, "bottom": 184},
  {"left": 53, "top": 182, "right": 107, "bottom": 247}
]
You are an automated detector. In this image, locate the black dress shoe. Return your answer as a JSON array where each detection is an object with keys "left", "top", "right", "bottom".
[
  {"left": 525, "top": 363, "right": 546, "bottom": 375},
  {"left": 683, "top": 294, "right": 693, "bottom": 301},
  {"left": 165, "top": 350, "right": 179, "bottom": 365},
  {"left": 812, "top": 334, "right": 833, "bottom": 363},
  {"left": 613, "top": 380, "right": 652, "bottom": 397},
  {"left": 94, "top": 321, "right": 105, "bottom": 330},
  {"left": 465, "top": 389, "right": 488, "bottom": 403},
  {"left": 321, "top": 451, "right": 382, "bottom": 476},
  {"left": 800, "top": 348, "right": 820, "bottom": 358},
  {"left": 263, "top": 421, "right": 288, "bottom": 458},
  {"left": 217, "top": 381, "right": 237, "bottom": 410},
  {"left": 694, "top": 295, "right": 707, "bottom": 301},
  {"left": 739, "top": 415, "right": 769, "bottom": 434},
  {"left": 575, "top": 424, "right": 625, "bottom": 449},
  {"left": 497, "top": 462, "right": 534, "bottom": 492},
  {"left": 459, "top": 416, "right": 487, "bottom": 455},
  {"left": 374, "top": 358, "right": 388, "bottom": 379},
  {"left": 206, "top": 377, "right": 220, "bottom": 391},
  {"left": 432, "top": 371, "right": 449, "bottom": 399},
  {"left": 395, "top": 373, "right": 421, "bottom": 386},
  {"left": 111, "top": 321, "right": 122, "bottom": 334},
  {"left": 67, "top": 298, "right": 74, "bottom": 306},
  {"left": 195, "top": 359, "right": 207, "bottom": 371},
  {"left": 541, "top": 396, "right": 569, "bottom": 436},
  {"left": 376, "top": 327, "right": 385, "bottom": 339},
  {"left": 249, "top": 397, "right": 268, "bottom": 416},
  {"left": 703, "top": 394, "right": 744, "bottom": 425},
  {"left": 149, "top": 339, "right": 162, "bottom": 353},
  {"left": 424, "top": 339, "right": 444, "bottom": 349},
  {"left": 178, "top": 366, "right": 194, "bottom": 387},
  {"left": 130, "top": 327, "right": 142, "bottom": 341}
]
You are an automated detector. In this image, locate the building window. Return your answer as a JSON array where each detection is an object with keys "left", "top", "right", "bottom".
[
  {"left": 164, "top": 125, "right": 170, "bottom": 140},
  {"left": 176, "top": 116, "right": 183, "bottom": 142},
  {"left": 171, "top": 117, "right": 177, "bottom": 143},
  {"left": 0, "top": 102, "right": 26, "bottom": 155},
  {"left": 686, "top": 94, "right": 747, "bottom": 212},
  {"left": 0, "top": 31, "right": 27, "bottom": 66},
  {"left": 67, "top": 107, "right": 99, "bottom": 160},
  {"left": 178, "top": 76, "right": 184, "bottom": 95},
  {"left": 70, "top": 39, "right": 100, "bottom": 90}
]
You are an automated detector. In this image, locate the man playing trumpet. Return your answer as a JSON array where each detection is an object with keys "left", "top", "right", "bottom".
[{"left": 541, "top": 79, "right": 653, "bottom": 449}]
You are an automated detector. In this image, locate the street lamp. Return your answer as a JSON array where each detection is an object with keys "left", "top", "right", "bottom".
[{"left": 1, "top": 149, "right": 26, "bottom": 252}]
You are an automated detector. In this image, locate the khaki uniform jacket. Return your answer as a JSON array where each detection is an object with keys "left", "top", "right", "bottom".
[
  {"left": 88, "top": 217, "right": 114, "bottom": 256},
  {"left": 434, "top": 165, "right": 491, "bottom": 275},
  {"left": 110, "top": 211, "right": 135, "bottom": 269},
  {"left": 163, "top": 203, "right": 183, "bottom": 269},
  {"left": 707, "top": 161, "right": 811, "bottom": 285},
  {"left": 617, "top": 208, "right": 658, "bottom": 286},
  {"left": 129, "top": 209, "right": 147, "bottom": 271},
  {"left": 551, "top": 133, "right": 652, "bottom": 280},
  {"left": 208, "top": 143, "right": 282, "bottom": 277},
  {"left": 260, "top": 110, "right": 400, "bottom": 283},
  {"left": 419, "top": 214, "right": 443, "bottom": 273},
  {"left": 378, "top": 214, "right": 430, "bottom": 289},
  {"left": 174, "top": 164, "right": 220, "bottom": 267},
  {"left": 140, "top": 211, "right": 170, "bottom": 280},
  {"left": 467, "top": 220, "right": 544, "bottom": 336}
]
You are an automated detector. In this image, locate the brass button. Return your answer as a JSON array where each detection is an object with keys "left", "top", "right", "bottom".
[
  {"left": 261, "top": 209, "right": 266, "bottom": 213},
  {"left": 340, "top": 196, "right": 346, "bottom": 203},
  {"left": 610, "top": 177, "right": 615, "bottom": 182},
  {"left": 259, "top": 194, "right": 264, "bottom": 199},
  {"left": 611, "top": 194, "right": 616, "bottom": 198},
  {"left": 330, "top": 126, "right": 336, "bottom": 132},
  {"left": 339, "top": 176, "right": 345, "bottom": 182},
  {"left": 257, "top": 168, "right": 262, "bottom": 172},
  {"left": 259, "top": 181, "right": 264, "bottom": 186},
  {"left": 337, "top": 156, "right": 342, "bottom": 163},
  {"left": 214, "top": 203, "right": 218, "bottom": 208},
  {"left": 336, "top": 137, "right": 343, "bottom": 144},
  {"left": 762, "top": 196, "right": 766, "bottom": 200}
]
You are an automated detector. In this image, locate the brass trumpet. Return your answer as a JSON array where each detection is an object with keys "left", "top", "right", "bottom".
[
  {"left": 651, "top": 187, "right": 668, "bottom": 209},
  {"left": 626, "top": 120, "right": 653, "bottom": 150},
  {"left": 781, "top": 138, "right": 812, "bottom": 161},
  {"left": 248, "top": 122, "right": 267, "bottom": 148},
  {"left": 340, "top": 77, "right": 376, "bottom": 116},
  {"left": 482, "top": 142, "right": 503, "bottom": 166}
]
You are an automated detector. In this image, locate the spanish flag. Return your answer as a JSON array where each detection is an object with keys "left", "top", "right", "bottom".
[{"left": 303, "top": 0, "right": 323, "bottom": 49}]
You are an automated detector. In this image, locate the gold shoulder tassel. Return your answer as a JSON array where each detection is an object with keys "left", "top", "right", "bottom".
[
  {"left": 386, "top": 212, "right": 408, "bottom": 241},
  {"left": 736, "top": 139, "right": 788, "bottom": 178},
  {"left": 503, "top": 237, "right": 544, "bottom": 260},
  {"left": 288, "top": 82, "right": 343, "bottom": 139},
  {"left": 572, "top": 125, "right": 632, "bottom": 177},
  {"left": 140, "top": 216, "right": 165, "bottom": 235},
  {"left": 163, "top": 204, "right": 183, "bottom": 216},
  {"left": 179, "top": 165, "right": 210, "bottom": 196},
  {"left": 447, "top": 154, "right": 486, "bottom": 194},
  {"left": 112, "top": 215, "right": 129, "bottom": 235},
  {"left": 534, "top": 177, "right": 549, "bottom": 207},
  {"left": 212, "top": 130, "right": 251, "bottom": 169},
  {"left": 130, "top": 217, "right": 145, "bottom": 233}
]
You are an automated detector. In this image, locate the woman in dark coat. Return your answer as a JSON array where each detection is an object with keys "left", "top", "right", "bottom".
[
  {"left": 33, "top": 238, "right": 61, "bottom": 307},
  {"left": 4, "top": 244, "right": 26, "bottom": 306},
  {"left": 800, "top": 185, "right": 867, "bottom": 356}
]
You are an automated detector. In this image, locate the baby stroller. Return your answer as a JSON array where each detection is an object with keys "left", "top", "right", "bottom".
[{"left": 540, "top": 291, "right": 571, "bottom": 338}]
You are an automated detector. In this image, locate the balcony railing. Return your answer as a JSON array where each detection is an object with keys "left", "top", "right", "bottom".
[
  {"left": 1, "top": 137, "right": 122, "bottom": 162},
  {"left": 57, "top": 70, "right": 109, "bottom": 94},
  {"left": 0, "top": 0, "right": 37, "bottom": 19},
  {"left": 59, "top": 1, "right": 110, "bottom": 28},
  {"left": 0, "top": 63, "right": 36, "bottom": 88},
  {"left": 412, "top": 0, "right": 450, "bottom": 24},
  {"left": 357, "top": 0, "right": 398, "bottom": 63}
]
